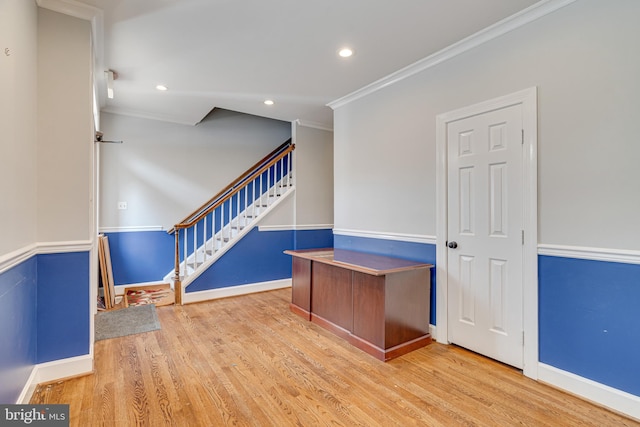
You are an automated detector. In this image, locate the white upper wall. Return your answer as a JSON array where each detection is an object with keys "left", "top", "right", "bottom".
[
  {"left": 250, "top": 122, "right": 334, "bottom": 229},
  {"left": 333, "top": 0, "right": 640, "bottom": 250},
  {"left": 37, "top": 8, "right": 94, "bottom": 243},
  {"left": 99, "top": 110, "right": 291, "bottom": 230},
  {"left": 0, "top": 0, "right": 38, "bottom": 256},
  {"left": 294, "top": 123, "right": 334, "bottom": 226}
]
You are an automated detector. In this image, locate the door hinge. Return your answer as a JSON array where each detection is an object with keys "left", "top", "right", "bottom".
[
  {"left": 521, "top": 230, "right": 525, "bottom": 245},
  {"left": 522, "top": 331, "right": 525, "bottom": 346},
  {"left": 521, "top": 129, "right": 524, "bottom": 145}
]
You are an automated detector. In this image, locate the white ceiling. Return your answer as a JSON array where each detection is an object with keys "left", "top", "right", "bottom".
[{"left": 75, "top": 0, "right": 542, "bottom": 127}]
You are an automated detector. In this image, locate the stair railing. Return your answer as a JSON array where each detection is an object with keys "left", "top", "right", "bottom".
[{"left": 169, "top": 140, "right": 295, "bottom": 304}]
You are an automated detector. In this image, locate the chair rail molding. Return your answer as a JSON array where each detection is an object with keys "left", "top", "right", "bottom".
[
  {"left": 0, "top": 240, "right": 93, "bottom": 274},
  {"left": 538, "top": 244, "right": 640, "bottom": 265},
  {"left": 333, "top": 228, "right": 437, "bottom": 246}
]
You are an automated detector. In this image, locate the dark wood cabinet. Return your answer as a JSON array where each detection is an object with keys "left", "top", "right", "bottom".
[
  {"left": 290, "top": 257, "right": 311, "bottom": 319},
  {"left": 311, "top": 262, "right": 353, "bottom": 333},
  {"left": 285, "top": 249, "right": 433, "bottom": 361}
]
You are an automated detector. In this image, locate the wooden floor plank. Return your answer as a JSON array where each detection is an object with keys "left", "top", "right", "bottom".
[{"left": 31, "top": 288, "right": 639, "bottom": 426}]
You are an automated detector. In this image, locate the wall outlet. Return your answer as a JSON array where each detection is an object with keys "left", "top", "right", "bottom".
[{"left": 117, "top": 201, "right": 127, "bottom": 210}]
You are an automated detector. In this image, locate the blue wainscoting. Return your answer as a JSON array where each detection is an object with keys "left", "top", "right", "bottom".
[
  {"left": 188, "top": 228, "right": 295, "bottom": 292},
  {"left": 539, "top": 255, "right": 640, "bottom": 397},
  {"left": 104, "top": 231, "right": 174, "bottom": 285},
  {"left": 0, "top": 250, "right": 91, "bottom": 403},
  {"left": 104, "top": 228, "right": 333, "bottom": 294},
  {"left": 334, "top": 234, "right": 437, "bottom": 325},
  {"left": 294, "top": 228, "right": 334, "bottom": 250},
  {"left": 36, "top": 252, "right": 90, "bottom": 364},
  {"left": 0, "top": 257, "right": 37, "bottom": 404}
]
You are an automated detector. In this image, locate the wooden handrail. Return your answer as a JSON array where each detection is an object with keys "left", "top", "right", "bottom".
[
  {"left": 170, "top": 142, "right": 295, "bottom": 232},
  {"left": 168, "top": 139, "right": 293, "bottom": 234}
]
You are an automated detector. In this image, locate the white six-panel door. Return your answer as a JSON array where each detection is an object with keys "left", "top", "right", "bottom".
[{"left": 446, "top": 104, "right": 524, "bottom": 369}]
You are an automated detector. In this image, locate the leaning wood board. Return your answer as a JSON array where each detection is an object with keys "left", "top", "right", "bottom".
[{"left": 98, "top": 234, "right": 116, "bottom": 309}]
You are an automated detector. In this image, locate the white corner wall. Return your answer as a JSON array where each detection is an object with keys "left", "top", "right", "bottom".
[
  {"left": 0, "top": 0, "right": 38, "bottom": 256},
  {"left": 99, "top": 110, "right": 291, "bottom": 230},
  {"left": 261, "top": 122, "right": 334, "bottom": 228},
  {"left": 333, "top": 0, "right": 640, "bottom": 250},
  {"left": 37, "top": 8, "right": 93, "bottom": 243},
  {"left": 293, "top": 123, "right": 334, "bottom": 227}
]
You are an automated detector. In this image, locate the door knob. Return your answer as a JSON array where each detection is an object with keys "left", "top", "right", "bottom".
[{"left": 447, "top": 241, "right": 458, "bottom": 249}]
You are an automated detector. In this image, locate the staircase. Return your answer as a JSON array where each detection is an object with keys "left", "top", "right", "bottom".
[{"left": 166, "top": 140, "right": 295, "bottom": 304}]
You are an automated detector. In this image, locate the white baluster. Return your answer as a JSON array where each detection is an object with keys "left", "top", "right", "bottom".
[
  {"left": 203, "top": 214, "right": 207, "bottom": 262},
  {"left": 193, "top": 223, "right": 198, "bottom": 268},
  {"left": 267, "top": 166, "right": 271, "bottom": 204},
  {"left": 219, "top": 206, "right": 223, "bottom": 250},
  {"left": 183, "top": 228, "right": 188, "bottom": 279},
  {"left": 259, "top": 174, "right": 263, "bottom": 215},
  {"left": 280, "top": 157, "right": 284, "bottom": 194},
  {"left": 253, "top": 177, "right": 258, "bottom": 218},
  {"left": 236, "top": 190, "right": 240, "bottom": 232},
  {"left": 228, "top": 199, "right": 232, "bottom": 242},
  {"left": 291, "top": 151, "right": 294, "bottom": 184}
]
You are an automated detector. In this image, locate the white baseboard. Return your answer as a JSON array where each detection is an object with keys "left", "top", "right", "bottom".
[
  {"left": 17, "top": 367, "right": 39, "bottom": 404},
  {"left": 429, "top": 324, "right": 437, "bottom": 341},
  {"left": 183, "top": 279, "right": 291, "bottom": 304},
  {"left": 18, "top": 354, "right": 93, "bottom": 404},
  {"left": 538, "top": 363, "right": 640, "bottom": 421}
]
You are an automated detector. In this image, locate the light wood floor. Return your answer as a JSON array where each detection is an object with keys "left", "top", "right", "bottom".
[{"left": 31, "top": 289, "right": 637, "bottom": 426}]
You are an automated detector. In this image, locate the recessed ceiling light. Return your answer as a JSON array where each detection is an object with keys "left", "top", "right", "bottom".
[
  {"left": 264, "top": 99, "right": 274, "bottom": 105},
  {"left": 338, "top": 47, "right": 354, "bottom": 58},
  {"left": 156, "top": 85, "right": 168, "bottom": 91}
]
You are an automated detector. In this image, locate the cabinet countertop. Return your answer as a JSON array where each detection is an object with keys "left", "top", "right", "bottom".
[{"left": 284, "top": 248, "right": 433, "bottom": 277}]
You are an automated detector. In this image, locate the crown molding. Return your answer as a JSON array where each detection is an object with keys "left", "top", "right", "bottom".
[
  {"left": 36, "top": 0, "right": 101, "bottom": 22},
  {"left": 295, "top": 119, "right": 334, "bottom": 132},
  {"left": 327, "top": 0, "right": 577, "bottom": 110}
]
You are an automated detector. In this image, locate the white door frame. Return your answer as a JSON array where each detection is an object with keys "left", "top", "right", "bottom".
[{"left": 435, "top": 87, "right": 538, "bottom": 379}]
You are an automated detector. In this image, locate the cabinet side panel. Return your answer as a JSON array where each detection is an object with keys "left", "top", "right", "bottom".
[
  {"left": 385, "top": 269, "right": 431, "bottom": 348},
  {"left": 311, "top": 263, "right": 353, "bottom": 331},
  {"left": 352, "top": 272, "right": 385, "bottom": 348},
  {"left": 291, "top": 257, "right": 311, "bottom": 313}
]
